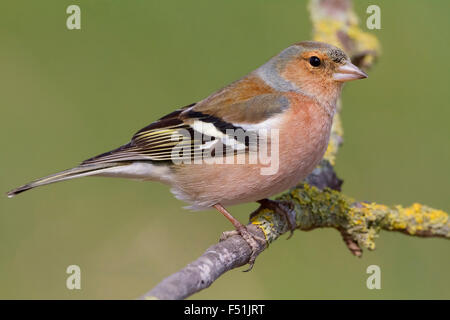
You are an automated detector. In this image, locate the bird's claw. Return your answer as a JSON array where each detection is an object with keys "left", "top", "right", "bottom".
[
  {"left": 220, "top": 230, "right": 239, "bottom": 242},
  {"left": 220, "top": 225, "right": 266, "bottom": 271}
]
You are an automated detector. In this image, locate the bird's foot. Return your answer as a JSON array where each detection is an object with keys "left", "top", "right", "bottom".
[
  {"left": 253, "top": 199, "right": 297, "bottom": 239},
  {"left": 220, "top": 225, "right": 266, "bottom": 272}
]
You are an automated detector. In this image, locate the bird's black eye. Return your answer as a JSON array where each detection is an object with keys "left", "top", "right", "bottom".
[{"left": 309, "top": 56, "right": 321, "bottom": 67}]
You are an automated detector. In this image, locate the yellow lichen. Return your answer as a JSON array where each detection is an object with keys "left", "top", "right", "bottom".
[
  {"left": 427, "top": 209, "right": 448, "bottom": 224},
  {"left": 313, "top": 20, "right": 344, "bottom": 47},
  {"left": 249, "top": 183, "right": 448, "bottom": 247},
  {"left": 347, "top": 25, "right": 380, "bottom": 51}
]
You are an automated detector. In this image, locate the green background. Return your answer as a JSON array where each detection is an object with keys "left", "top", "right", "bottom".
[{"left": 1, "top": 0, "right": 449, "bottom": 299}]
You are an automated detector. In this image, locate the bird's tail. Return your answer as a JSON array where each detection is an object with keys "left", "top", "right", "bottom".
[{"left": 6, "top": 162, "right": 122, "bottom": 198}]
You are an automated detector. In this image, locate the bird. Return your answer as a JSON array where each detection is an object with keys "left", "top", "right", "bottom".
[{"left": 7, "top": 41, "right": 367, "bottom": 267}]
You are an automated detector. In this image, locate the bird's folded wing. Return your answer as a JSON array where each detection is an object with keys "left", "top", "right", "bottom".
[
  {"left": 81, "top": 92, "right": 290, "bottom": 166},
  {"left": 191, "top": 89, "right": 290, "bottom": 125}
]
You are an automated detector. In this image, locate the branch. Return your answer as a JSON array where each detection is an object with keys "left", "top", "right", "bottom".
[
  {"left": 142, "top": 184, "right": 449, "bottom": 300},
  {"left": 140, "top": 0, "right": 448, "bottom": 300},
  {"left": 141, "top": 225, "right": 265, "bottom": 300}
]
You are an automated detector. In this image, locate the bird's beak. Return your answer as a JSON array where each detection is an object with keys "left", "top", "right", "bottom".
[{"left": 333, "top": 61, "right": 368, "bottom": 82}]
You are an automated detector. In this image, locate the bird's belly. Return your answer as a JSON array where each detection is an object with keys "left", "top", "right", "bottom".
[{"left": 170, "top": 131, "right": 330, "bottom": 210}]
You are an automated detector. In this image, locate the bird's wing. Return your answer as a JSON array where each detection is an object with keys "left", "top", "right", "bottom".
[
  {"left": 82, "top": 103, "right": 195, "bottom": 165},
  {"left": 81, "top": 82, "right": 291, "bottom": 166},
  {"left": 80, "top": 103, "right": 252, "bottom": 165},
  {"left": 190, "top": 75, "right": 290, "bottom": 125}
]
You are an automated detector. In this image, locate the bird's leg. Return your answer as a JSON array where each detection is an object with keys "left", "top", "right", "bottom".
[
  {"left": 214, "top": 203, "right": 266, "bottom": 271},
  {"left": 252, "top": 199, "right": 297, "bottom": 239}
]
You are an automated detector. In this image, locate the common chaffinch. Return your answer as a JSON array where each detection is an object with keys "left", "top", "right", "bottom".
[{"left": 7, "top": 41, "right": 367, "bottom": 266}]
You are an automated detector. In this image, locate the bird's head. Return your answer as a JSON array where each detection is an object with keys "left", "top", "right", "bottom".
[{"left": 257, "top": 41, "right": 367, "bottom": 109}]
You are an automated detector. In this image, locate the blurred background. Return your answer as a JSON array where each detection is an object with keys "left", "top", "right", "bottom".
[{"left": 0, "top": 0, "right": 449, "bottom": 299}]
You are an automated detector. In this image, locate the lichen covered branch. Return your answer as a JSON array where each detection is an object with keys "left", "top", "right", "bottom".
[
  {"left": 309, "top": 0, "right": 380, "bottom": 166},
  {"left": 251, "top": 183, "right": 449, "bottom": 252},
  {"left": 142, "top": 183, "right": 449, "bottom": 300}
]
